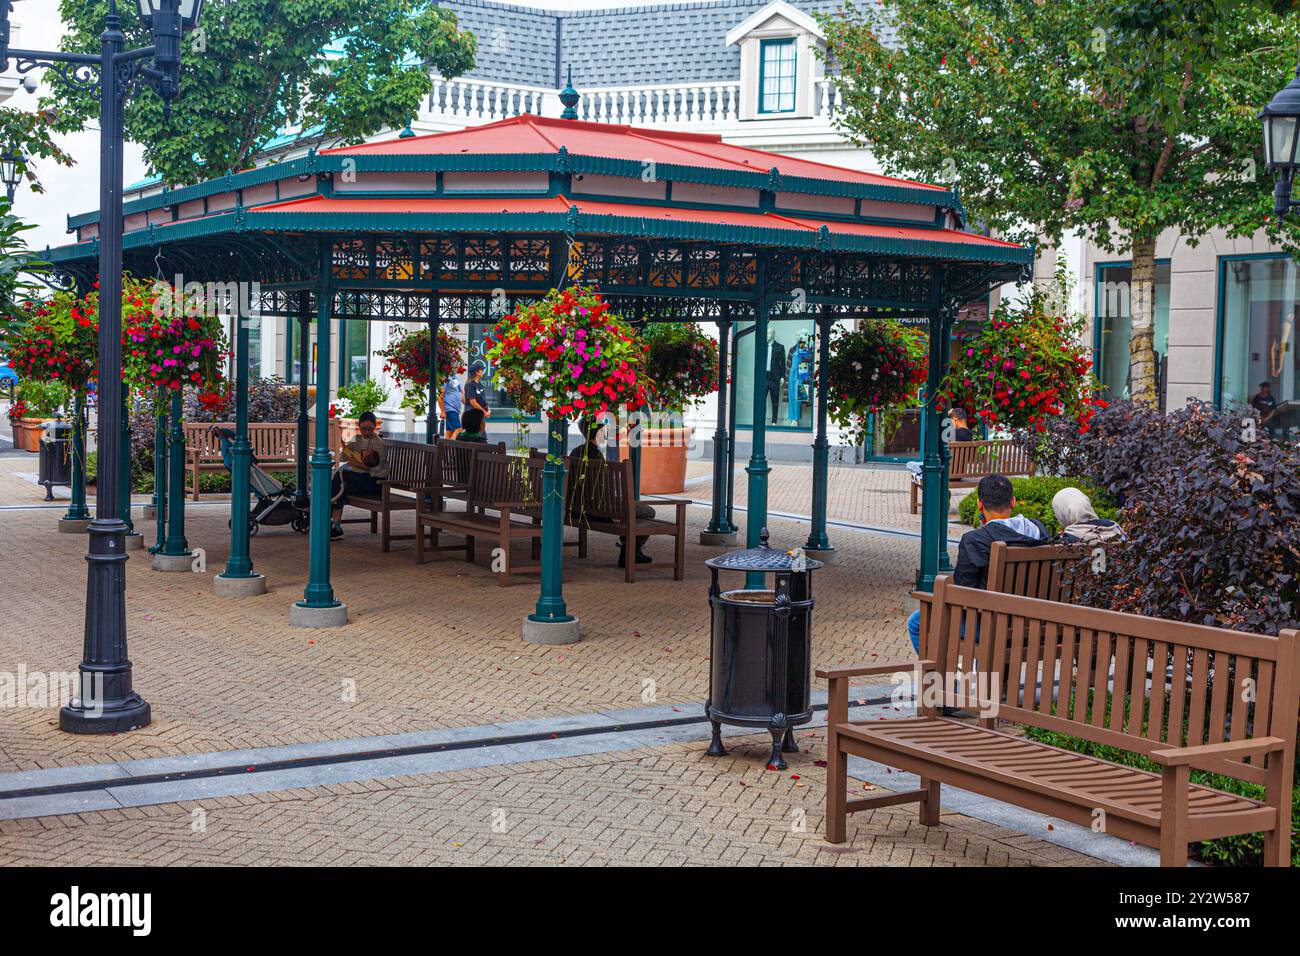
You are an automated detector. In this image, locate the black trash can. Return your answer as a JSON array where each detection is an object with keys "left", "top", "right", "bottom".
[
  {"left": 38, "top": 420, "right": 72, "bottom": 501},
  {"left": 704, "top": 527, "right": 822, "bottom": 770}
]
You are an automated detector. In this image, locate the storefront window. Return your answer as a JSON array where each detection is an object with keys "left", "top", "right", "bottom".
[
  {"left": 733, "top": 319, "right": 816, "bottom": 430},
  {"left": 1094, "top": 262, "right": 1171, "bottom": 408},
  {"left": 1219, "top": 255, "right": 1299, "bottom": 436},
  {"left": 285, "top": 318, "right": 316, "bottom": 386},
  {"left": 468, "top": 321, "right": 519, "bottom": 413},
  {"left": 247, "top": 316, "right": 262, "bottom": 381},
  {"left": 342, "top": 320, "right": 369, "bottom": 387}
]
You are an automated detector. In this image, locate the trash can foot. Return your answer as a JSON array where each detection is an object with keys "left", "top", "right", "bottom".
[
  {"left": 765, "top": 729, "right": 788, "bottom": 771},
  {"left": 705, "top": 719, "right": 727, "bottom": 757},
  {"left": 780, "top": 727, "right": 799, "bottom": 753}
]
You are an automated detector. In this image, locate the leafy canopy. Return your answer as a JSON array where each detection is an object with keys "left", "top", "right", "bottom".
[
  {"left": 821, "top": 0, "right": 1300, "bottom": 252},
  {"left": 46, "top": 0, "right": 476, "bottom": 185}
]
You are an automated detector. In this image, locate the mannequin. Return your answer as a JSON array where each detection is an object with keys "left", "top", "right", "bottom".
[
  {"left": 788, "top": 331, "right": 812, "bottom": 425},
  {"left": 764, "top": 327, "right": 785, "bottom": 425}
]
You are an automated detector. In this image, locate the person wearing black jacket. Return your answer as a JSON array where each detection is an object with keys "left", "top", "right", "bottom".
[{"left": 906, "top": 474, "right": 1047, "bottom": 652}]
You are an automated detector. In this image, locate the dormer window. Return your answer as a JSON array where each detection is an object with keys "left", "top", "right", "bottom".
[{"left": 758, "top": 38, "right": 797, "bottom": 114}]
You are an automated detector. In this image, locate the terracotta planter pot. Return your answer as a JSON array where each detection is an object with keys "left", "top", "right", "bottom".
[
  {"left": 616, "top": 426, "right": 693, "bottom": 495},
  {"left": 9, "top": 417, "right": 50, "bottom": 452}
]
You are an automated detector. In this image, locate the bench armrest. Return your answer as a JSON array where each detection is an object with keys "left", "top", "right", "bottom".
[
  {"left": 1150, "top": 737, "right": 1287, "bottom": 768},
  {"left": 816, "top": 660, "right": 935, "bottom": 680},
  {"left": 636, "top": 498, "right": 690, "bottom": 507}
]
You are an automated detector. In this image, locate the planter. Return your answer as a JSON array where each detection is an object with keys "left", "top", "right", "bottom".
[
  {"left": 9, "top": 417, "right": 51, "bottom": 452},
  {"left": 616, "top": 426, "right": 693, "bottom": 495}
]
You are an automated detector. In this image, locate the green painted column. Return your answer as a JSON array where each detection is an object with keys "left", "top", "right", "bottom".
[
  {"left": 64, "top": 392, "right": 90, "bottom": 522},
  {"left": 425, "top": 312, "right": 439, "bottom": 443},
  {"left": 916, "top": 275, "right": 949, "bottom": 592},
  {"left": 149, "top": 394, "right": 166, "bottom": 554},
  {"left": 162, "top": 390, "right": 189, "bottom": 557},
  {"left": 937, "top": 312, "right": 954, "bottom": 573},
  {"left": 295, "top": 296, "right": 309, "bottom": 503},
  {"left": 726, "top": 324, "right": 753, "bottom": 538},
  {"left": 703, "top": 311, "right": 733, "bottom": 538},
  {"left": 804, "top": 305, "right": 833, "bottom": 555},
  {"left": 221, "top": 311, "right": 255, "bottom": 579},
  {"left": 745, "top": 266, "right": 772, "bottom": 589},
  {"left": 118, "top": 392, "right": 135, "bottom": 537},
  {"left": 529, "top": 416, "right": 573, "bottom": 624},
  {"left": 298, "top": 255, "right": 342, "bottom": 613}
]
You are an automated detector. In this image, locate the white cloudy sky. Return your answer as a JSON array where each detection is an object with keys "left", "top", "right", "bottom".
[{"left": 6, "top": 1, "right": 678, "bottom": 253}]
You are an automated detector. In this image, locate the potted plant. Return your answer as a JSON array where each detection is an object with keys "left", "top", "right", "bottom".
[
  {"left": 8, "top": 378, "right": 70, "bottom": 451},
  {"left": 824, "top": 319, "right": 928, "bottom": 445},
  {"left": 331, "top": 377, "right": 390, "bottom": 446},
  {"left": 635, "top": 321, "right": 719, "bottom": 494}
]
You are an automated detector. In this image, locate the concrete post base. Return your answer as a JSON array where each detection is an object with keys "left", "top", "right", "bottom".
[
  {"left": 152, "top": 552, "right": 195, "bottom": 572},
  {"left": 699, "top": 530, "right": 738, "bottom": 546},
  {"left": 123, "top": 532, "right": 144, "bottom": 551},
  {"left": 213, "top": 573, "right": 267, "bottom": 598},
  {"left": 522, "top": 615, "right": 580, "bottom": 645},
  {"left": 142, "top": 505, "right": 157, "bottom": 520},
  {"left": 804, "top": 546, "right": 836, "bottom": 565},
  {"left": 291, "top": 602, "right": 349, "bottom": 628},
  {"left": 57, "top": 518, "right": 92, "bottom": 533}
]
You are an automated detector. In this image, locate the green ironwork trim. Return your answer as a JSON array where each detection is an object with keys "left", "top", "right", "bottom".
[{"left": 66, "top": 151, "right": 962, "bottom": 231}]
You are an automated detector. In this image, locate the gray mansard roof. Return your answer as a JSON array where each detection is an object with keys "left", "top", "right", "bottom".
[{"left": 439, "top": 0, "right": 886, "bottom": 89}]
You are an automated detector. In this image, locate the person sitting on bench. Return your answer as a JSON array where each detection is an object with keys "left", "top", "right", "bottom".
[
  {"left": 905, "top": 473, "right": 1047, "bottom": 653},
  {"left": 329, "top": 411, "right": 388, "bottom": 540},
  {"left": 1051, "top": 487, "right": 1124, "bottom": 545},
  {"left": 568, "top": 417, "right": 654, "bottom": 568},
  {"left": 458, "top": 407, "right": 488, "bottom": 443},
  {"left": 905, "top": 407, "right": 972, "bottom": 484}
]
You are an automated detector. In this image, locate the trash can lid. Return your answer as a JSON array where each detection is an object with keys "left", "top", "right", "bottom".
[{"left": 705, "top": 528, "right": 823, "bottom": 573}]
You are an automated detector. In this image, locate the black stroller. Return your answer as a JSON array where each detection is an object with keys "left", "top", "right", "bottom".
[{"left": 210, "top": 426, "right": 310, "bottom": 535}]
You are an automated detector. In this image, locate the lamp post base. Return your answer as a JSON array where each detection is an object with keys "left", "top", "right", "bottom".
[
  {"left": 291, "top": 601, "right": 348, "bottom": 628},
  {"left": 214, "top": 572, "right": 266, "bottom": 598},
  {"left": 58, "top": 518, "right": 93, "bottom": 534},
  {"left": 151, "top": 551, "right": 194, "bottom": 572},
  {"left": 59, "top": 695, "right": 151, "bottom": 735},
  {"left": 699, "top": 530, "right": 738, "bottom": 546},
  {"left": 523, "top": 615, "right": 580, "bottom": 645}
]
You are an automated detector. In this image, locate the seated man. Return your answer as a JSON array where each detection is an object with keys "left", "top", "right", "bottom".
[
  {"left": 905, "top": 473, "right": 1047, "bottom": 653},
  {"left": 329, "top": 411, "right": 388, "bottom": 540},
  {"left": 906, "top": 407, "right": 973, "bottom": 485},
  {"left": 568, "top": 417, "right": 654, "bottom": 567},
  {"left": 458, "top": 407, "right": 488, "bottom": 443}
]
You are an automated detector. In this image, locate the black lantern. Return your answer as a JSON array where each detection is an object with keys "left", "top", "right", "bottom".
[
  {"left": 136, "top": 0, "right": 204, "bottom": 29},
  {"left": 1260, "top": 64, "right": 1300, "bottom": 217},
  {"left": 0, "top": 148, "right": 23, "bottom": 202},
  {"left": 136, "top": 0, "right": 203, "bottom": 104},
  {"left": 704, "top": 529, "right": 822, "bottom": 770}
]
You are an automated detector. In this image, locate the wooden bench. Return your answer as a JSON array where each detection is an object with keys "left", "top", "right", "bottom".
[
  {"left": 414, "top": 452, "right": 549, "bottom": 585},
  {"left": 431, "top": 437, "right": 506, "bottom": 511},
  {"left": 823, "top": 577, "right": 1299, "bottom": 866},
  {"left": 334, "top": 439, "right": 442, "bottom": 551},
  {"left": 909, "top": 439, "right": 1035, "bottom": 514},
  {"left": 565, "top": 455, "right": 688, "bottom": 583},
  {"left": 184, "top": 422, "right": 298, "bottom": 501}
]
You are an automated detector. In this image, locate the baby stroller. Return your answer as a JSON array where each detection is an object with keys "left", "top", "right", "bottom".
[{"left": 210, "top": 426, "right": 310, "bottom": 536}]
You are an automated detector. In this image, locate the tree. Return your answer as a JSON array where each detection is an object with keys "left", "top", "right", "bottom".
[
  {"left": 46, "top": 0, "right": 476, "bottom": 185},
  {"left": 0, "top": 106, "right": 75, "bottom": 197},
  {"left": 822, "top": 0, "right": 1300, "bottom": 406}
]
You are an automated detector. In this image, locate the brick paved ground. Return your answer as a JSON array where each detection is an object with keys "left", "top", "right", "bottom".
[{"left": 0, "top": 730, "right": 1105, "bottom": 866}]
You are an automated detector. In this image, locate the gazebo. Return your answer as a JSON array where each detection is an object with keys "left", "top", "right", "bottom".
[{"left": 46, "top": 105, "right": 1032, "bottom": 643}]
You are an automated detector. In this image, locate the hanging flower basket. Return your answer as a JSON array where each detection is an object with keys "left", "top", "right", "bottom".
[
  {"left": 121, "top": 278, "right": 227, "bottom": 394},
  {"left": 483, "top": 286, "right": 650, "bottom": 420},
  {"left": 376, "top": 325, "right": 464, "bottom": 418},
  {"left": 823, "top": 319, "right": 927, "bottom": 444},
  {"left": 642, "top": 321, "right": 718, "bottom": 414}
]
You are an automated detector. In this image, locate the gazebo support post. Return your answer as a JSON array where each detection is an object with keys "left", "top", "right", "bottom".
[
  {"left": 151, "top": 391, "right": 193, "bottom": 571},
  {"left": 58, "top": 391, "right": 91, "bottom": 532},
  {"left": 701, "top": 305, "right": 737, "bottom": 545},
  {"left": 293, "top": 247, "right": 348, "bottom": 627},
  {"left": 916, "top": 273, "right": 951, "bottom": 592},
  {"left": 938, "top": 308, "right": 954, "bottom": 573},
  {"left": 744, "top": 260, "right": 772, "bottom": 589},
  {"left": 294, "top": 294, "right": 309, "bottom": 504},
  {"left": 216, "top": 309, "right": 266, "bottom": 596},
  {"left": 524, "top": 415, "right": 579, "bottom": 644},
  {"left": 425, "top": 300, "right": 439, "bottom": 443},
  {"left": 804, "top": 304, "right": 834, "bottom": 562},
  {"left": 119, "top": 392, "right": 141, "bottom": 550},
  {"left": 149, "top": 394, "right": 166, "bottom": 554},
  {"left": 726, "top": 323, "right": 752, "bottom": 539}
]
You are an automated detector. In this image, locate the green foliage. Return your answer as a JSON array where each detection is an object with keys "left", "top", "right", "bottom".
[
  {"left": 957, "top": 475, "right": 1118, "bottom": 534},
  {"left": 641, "top": 322, "right": 719, "bottom": 413},
  {"left": 0, "top": 202, "right": 47, "bottom": 322},
  {"left": 48, "top": 0, "right": 476, "bottom": 184},
  {"left": 335, "top": 378, "right": 389, "bottom": 417},
  {"left": 12, "top": 379, "right": 71, "bottom": 418},
  {"left": 0, "top": 108, "right": 75, "bottom": 197}
]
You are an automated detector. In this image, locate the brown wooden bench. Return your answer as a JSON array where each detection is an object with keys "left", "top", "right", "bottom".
[
  {"left": 909, "top": 439, "right": 1035, "bottom": 514},
  {"left": 334, "top": 439, "right": 442, "bottom": 551},
  {"left": 822, "top": 577, "right": 1299, "bottom": 866},
  {"left": 565, "top": 454, "right": 688, "bottom": 583},
  {"left": 414, "top": 452, "right": 549, "bottom": 585},
  {"left": 430, "top": 437, "right": 507, "bottom": 511},
  {"left": 184, "top": 422, "right": 298, "bottom": 501}
]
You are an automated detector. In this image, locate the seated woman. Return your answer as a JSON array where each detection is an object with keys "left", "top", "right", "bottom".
[
  {"left": 1051, "top": 487, "right": 1124, "bottom": 545},
  {"left": 329, "top": 411, "right": 387, "bottom": 540},
  {"left": 568, "top": 418, "right": 654, "bottom": 568}
]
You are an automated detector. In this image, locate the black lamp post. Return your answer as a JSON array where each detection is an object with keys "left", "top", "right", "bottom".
[
  {"left": 1260, "top": 64, "right": 1300, "bottom": 218},
  {"left": 0, "top": 148, "right": 23, "bottom": 202},
  {"left": 0, "top": 0, "right": 204, "bottom": 733}
]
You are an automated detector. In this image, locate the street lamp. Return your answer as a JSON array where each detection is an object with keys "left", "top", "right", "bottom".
[
  {"left": 0, "top": 0, "right": 204, "bottom": 733},
  {"left": 1260, "top": 64, "right": 1300, "bottom": 218},
  {"left": 0, "top": 148, "right": 23, "bottom": 202}
]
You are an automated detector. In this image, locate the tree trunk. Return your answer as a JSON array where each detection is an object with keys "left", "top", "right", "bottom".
[{"left": 1127, "top": 235, "right": 1160, "bottom": 407}]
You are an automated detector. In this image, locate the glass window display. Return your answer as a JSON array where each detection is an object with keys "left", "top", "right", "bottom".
[{"left": 734, "top": 321, "right": 815, "bottom": 430}]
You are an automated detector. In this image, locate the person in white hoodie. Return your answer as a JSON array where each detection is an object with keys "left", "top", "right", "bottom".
[{"left": 1051, "top": 487, "right": 1124, "bottom": 545}]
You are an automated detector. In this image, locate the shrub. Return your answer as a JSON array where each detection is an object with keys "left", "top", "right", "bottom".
[
  {"left": 335, "top": 378, "right": 389, "bottom": 417},
  {"left": 180, "top": 376, "right": 300, "bottom": 424},
  {"left": 957, "top": 475, "right": 1118, "bottom": 535},
  {"left": 12, "top": 378, "right": 70, "bottom": 418}
]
